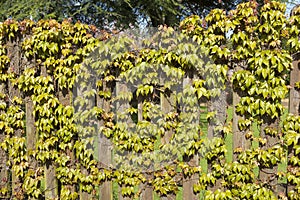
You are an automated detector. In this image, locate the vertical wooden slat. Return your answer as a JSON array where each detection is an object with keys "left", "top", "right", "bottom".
[
  {"left": 161, "top": 94, "right": 173, "bottom": 145},
  {"left": 0, "top": 82, "right": 8, "bottom": 198},
  {"left": 205, "top": 94, "right": 215, "bottom": 195},
  {"left": 289, "top": 60, "right": 300, "bottom": 115},
  {"left": 97, "top": 82, "right": 112, "bottom": 200},
  {"left": 26, "top": 93, "right": 37, "bottom": 200},
  {"left": 98, "top": 132, "right": 112, "bottom": 200},
  {"left": 207, "top": 88, "right": 227, "bottom": 192},
  {"left": 231, "top": 66, "right": 251, "bottom": 161},
  {"left": 207, "top": 91, "right": 227, "bottom": 138},
  {"left": 0, "top": 134, "right": 8, "bottom": 197},
  {"left": 117, "top": 81, "right": 126, "bottom": 200},
  {"left": 139, "top": 95, "right": 153, "bottom": 200},
  {"left": 59, "top": 88, "right": 77, "bottom": 199},
  {"left": 259, "top": 120, "right": 279, "bottom": 195},
  {"left": 160, "top": 89, "right": 176, "bottom": 200},
  {"left": 42, "top": 65, "right": 58, "bottom": 199},
  {"left": 116, "top": 81, "right": 130, "bottom": 200},
  {"left": 7, "top": 39, "right": 22, "bottom": 198},
  {"left": 8, "top": 88, "right": 20, "bottom": 197},
  {"left": 287, "top": 59, "right": 300, "bottom": 195},
  {"left": 232, "top": 91, "right": 250, "bottom": 161},
  {"left": 22, "top": 53, "right": 37, "bottom": 200},
  {"left": 287, "top": 13, "right": 300, "bottom": 192},
  {"left": 45, "top": 162, "right": 57, "bottom": 198},
  {"left": 182, "top": 74, "right": 198, "bottom": 200},
  {"left": 78, "top": 82, "right": 93, "bottom": 200}
]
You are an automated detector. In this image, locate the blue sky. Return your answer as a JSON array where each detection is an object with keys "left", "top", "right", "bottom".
[{"left": 286, "top": 0, "right": 300, "bottom": 15}]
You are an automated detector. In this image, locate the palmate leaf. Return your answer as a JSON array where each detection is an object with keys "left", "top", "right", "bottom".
[{"left": 1, "top": 1, "right": 300, "bottom": 199}]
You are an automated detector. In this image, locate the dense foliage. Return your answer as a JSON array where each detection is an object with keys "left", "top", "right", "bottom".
[
  {"left": 0, "top": 0, "right": 285, "bottom": 28},
  {"left": 0, "top": 1, "right": 300, "bottom": 200}
]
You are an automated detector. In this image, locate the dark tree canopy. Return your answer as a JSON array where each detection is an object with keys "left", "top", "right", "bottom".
[{"left": 0, "top": 0, "right": 293, "bottom": 28}]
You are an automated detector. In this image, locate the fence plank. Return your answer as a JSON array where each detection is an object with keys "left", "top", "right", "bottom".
[
  {"left": 259, "top": 121, "right": 279, "bottom": 195},
  {"left": 98, "top": 132, "right": 112, "bottom": 200},
  {"left": 26, "top": 93, "right": 37, "bottom": 200},
  {"left": 232, "top": 91, "right": 250, "bottom": 161},
  {"left": 139, "top": 96, "right": 153, "bottom": 200},
  {"left": 289, "top": 60, "right": 300, "bottom": 115},
  {"left": 76, "top": 82, "right": 93, "bottom": 200},
  {"left": 42, "top": 65, "right": 58, "bottom": 199},
  {"left": 160, "top": 89, "right": 176, "bottom": 200},
  {"left": 22, "top": 56, "right": 37, "bottom": 200},
  {"left": 182, "top": 74, "right": 198, "bottom": 200},
  {"left": 0, "top": 82, "right": 8, "bottom": 198},
  {"left": 116, "top": 81, "right": 131, "bottom": 200},
  {"left": 7, "top": 39, "right": 23, "bottom": 198},
  {"left": 97, "top": 81, "right": 112, "bottom": 200},
  {"left": 59, "top": 88, "right": 78, "bottom": 199},
  {"left": 207, "top": 91, "right": 227, "bottom": 138},
  {"left": 287, "top": 59, "right": 300, "bottom": 195},
  {"left": 161, "top": 93, "right": 173, "bottom": 142},
  {"left": 140, "top": 184, "right": 153, "bottom": 200},
  {"left": 207, "top": 88, "right": 227, "bottom": 192},
  {"left": 0, "top": 134, "right": 8, "bottom": 198}
]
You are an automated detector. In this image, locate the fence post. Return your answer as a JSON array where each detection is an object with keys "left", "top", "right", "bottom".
[
  {"left": 25, "top": 80, "right": 37, "bottom": 200},
  {"left": 0, "top": 82, "right": 8, "bottom": 198},
  {"left": 7, "top": 39, "right": 23, "bottom": 198},
  {"left": 41, "top": 65, "right": 58, "bottom": 199},
  {"left": 115, "top": 81, "right": 131, "bottom": 200},
  {"left": 259, "top": 121, "right": 279, "bottom": 193},
  {"left": 232, "top": 90, "right": 250, "bottom": 161},
  {"left": 160, "top": 88, "right": 176, "bottom": 200},
  {"left": 230, "top": 65, "right": 251, "bottom": 162},
  {"left": 76, "top": 81, "right": 93, "bottom": 200},
  {"left": 58, "top": 87, "right": 78, "bottom": 199},
  {"left": 182, "top": 74, "right": 199, "bottom": 200},
  {"left": 139, "top": 95, "right": 153, "bottom": 200},
  {"left": 97, "top": 81, "right": 112, "bottom": 200},
  {"left": 289, "top": 60, "right": 300, "bottom": 115},
  {"left": 287, "top": 59, "right": 300, "bottom": 195},
  {"left": 207, "top": 87, "right": 227, "bottom": 193}
]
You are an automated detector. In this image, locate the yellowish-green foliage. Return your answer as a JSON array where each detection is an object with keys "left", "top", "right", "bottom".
[{"left": 0, "top": 1, "right": 300, "bottom": 199}]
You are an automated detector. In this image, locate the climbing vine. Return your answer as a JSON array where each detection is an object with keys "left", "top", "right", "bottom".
[{"left": 0, "top": 1, "right": 300, "bottom": 200}]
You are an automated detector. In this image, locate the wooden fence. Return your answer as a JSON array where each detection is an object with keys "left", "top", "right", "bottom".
[{"left": 0, "top": 38, "right": 300, "bottom": 200}]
